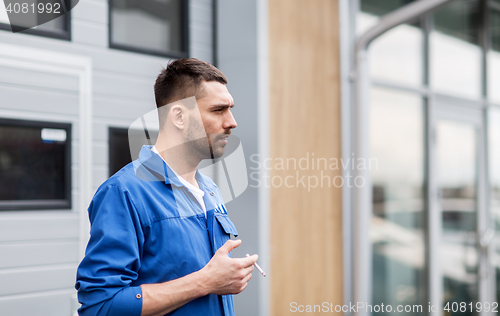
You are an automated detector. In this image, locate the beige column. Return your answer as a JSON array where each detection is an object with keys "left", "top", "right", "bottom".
[{"left": 268, "top": 0, "right": 343, "bottom": 314}]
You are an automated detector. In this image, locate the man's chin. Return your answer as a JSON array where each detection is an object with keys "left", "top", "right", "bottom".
[{"left": 210, "top": 146, "right": 225, "bottom": 159}]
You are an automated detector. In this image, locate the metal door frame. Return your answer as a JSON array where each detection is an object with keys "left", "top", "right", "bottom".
[{"left": 428, "top": 96, "right": 495, "bottom": 315}]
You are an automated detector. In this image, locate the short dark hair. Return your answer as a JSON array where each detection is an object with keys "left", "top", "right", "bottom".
[{"left": 154, "top": 58, "right": 228, "bottom": 109}]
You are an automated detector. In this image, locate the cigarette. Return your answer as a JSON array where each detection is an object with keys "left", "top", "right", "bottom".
[{"left": 246, "top": 253, "right": 266, "bottom": 277}]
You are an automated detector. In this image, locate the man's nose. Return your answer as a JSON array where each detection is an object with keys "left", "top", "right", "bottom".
[{"left": 223, "top": 110, "right": 237, "bottom": 129}]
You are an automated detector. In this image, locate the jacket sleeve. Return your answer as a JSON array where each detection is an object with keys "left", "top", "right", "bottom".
[{"left": 75, "top": 184, "right": 145, "bottom": 316}]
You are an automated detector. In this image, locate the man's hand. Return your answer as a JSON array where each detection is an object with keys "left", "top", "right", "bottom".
[
  {"left": 140, "top": 240, "right": 258, "bottom": 316},
  {"left": 200, "top": 239, "right": 258, "bottom": 295}
]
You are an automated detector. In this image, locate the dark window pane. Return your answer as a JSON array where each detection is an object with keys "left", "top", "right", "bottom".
[
  {"left": 361, "top": 0, "right": 416, "bottom": 17},
  {"left": 109, "top": 127, "right": 160, "bottom": 177},
  {"left": 431, "top": 0, "right": 482, "bottom": 98},
  {"left": 492, "top": 11, "right": 500, "bottom": 53},
  {"left": 109, "top": 128, "right": 132, "bottom": 177},
  {"left": 0, "top": 119, "right": 71, "bottom": 210},
  {"left": 0, "top": 0, "right": 70, "bottom": 39},
  {"left": 110, "top": 0, "right": 186, "bottom": 56},
  {"left": 434, "top": 0, "right": 481, "bottom": 45},
  {"left": 489, "top": 11, "right": 500, "bottom": 102}
]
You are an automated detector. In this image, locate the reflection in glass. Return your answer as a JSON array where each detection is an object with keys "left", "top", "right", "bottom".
[
  {"left": 370, "top": 87, "right": 425, "bottom": 315},
  {"left": 431, "top": 0, "right": 482, "bottom": 98},
  {"left": 357, "top": 11, "right": 380, "bottom": 37},
  {"left": 0, "top": 121, "right": 70, "bottom": 205},
  {"left": 488, "top": 11, "right": 500, "bottom": 103},
  {"left": 0, "top": 0, "right": 67, "bottom": 33},
  {"left": 361, "top": 0, "right": 417, "bottom": 17},
  {"left": 437, "top": 120, "right": 478, "bottom": 315},
  {"left": 111, "top": 0, "right": 184, "bottom": 55},
  {"left": 489, "top": 108, "right": 500, "bottom": 303},
  {"left": 369, "top": 23, "right": 423, "bottom": 86},
  {"left": 358, "top": 0, "right": 417, "bottom": 37}
]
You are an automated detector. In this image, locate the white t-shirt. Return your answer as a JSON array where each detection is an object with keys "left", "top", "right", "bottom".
[{"left": 151, "top": 146, "right": 207, "bottom": 217}]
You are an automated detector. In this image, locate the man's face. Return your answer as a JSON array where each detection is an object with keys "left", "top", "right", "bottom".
[{"left": 188, "top": 81, "right": 237, "bottom": 159}]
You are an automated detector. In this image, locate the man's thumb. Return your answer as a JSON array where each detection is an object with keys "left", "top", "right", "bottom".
[{"left": 219, "top": 239, "right": 241, "bottom": 254}]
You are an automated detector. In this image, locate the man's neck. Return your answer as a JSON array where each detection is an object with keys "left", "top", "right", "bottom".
[{"left": 153, "top": 145, "right": 200, "bottom": 188}]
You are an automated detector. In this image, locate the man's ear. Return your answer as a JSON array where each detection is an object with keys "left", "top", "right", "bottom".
[{"left": 170, "top": 104, "right": 185, "bottom": 130}]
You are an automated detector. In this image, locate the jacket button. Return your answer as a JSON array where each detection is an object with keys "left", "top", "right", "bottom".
[
  {"left": 136, "top": 294, "right": 142, "bottom": 299},
  {"left": 210, "top": 192, "right": 214, "bottom": 196}
]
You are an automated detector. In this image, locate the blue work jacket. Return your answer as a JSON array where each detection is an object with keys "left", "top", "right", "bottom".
[{"left": 75, "top": 145, "right": 238, "bottom": 316}]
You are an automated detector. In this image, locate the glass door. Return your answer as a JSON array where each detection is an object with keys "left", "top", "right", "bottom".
[{"left": 431, "top": 100, "right": 494, "bottom": 316}]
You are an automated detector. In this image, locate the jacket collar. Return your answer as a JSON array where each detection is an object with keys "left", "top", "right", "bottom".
[{"left": 137, "top": 145, "right": 209, "bottom": 189}]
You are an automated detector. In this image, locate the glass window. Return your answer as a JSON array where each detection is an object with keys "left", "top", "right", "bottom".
[
  {"left": 431, "top": 0, "right": 482, "bottom": 98},
  {"left": 488, "top": 11, "right": 500, "bottom": 103},
  {"left": 0, "top": 119, "right": 71, "bottom": 210},
  {"left": 0, "top": 0, "right": 71, "bottom": 40},
  {"left": 437, "top": 120, "right": 478, "bottom": 312},
  {"left": 109, "top": 128, "right": 132, "bottom": 177},
  {"left": 369, "top": 23, "right": 423, "bottom": 86},
  {"left": 370, "top": 87, "right": 425, "bottom": 315},
  {"left": 358, "top": 0, "right": 417, "bottom": 38},
  {"left": 489, "top": 107, "right": 500, "bottom": 303},
  {"left": 110, "top": 0, "right": 188, "bottom": 57},
  {"left": 109, "top": 127, "right": 159, "bottom": 177},
  {"left": 359, "top": 0, "right": 423, "bottom": 86}
]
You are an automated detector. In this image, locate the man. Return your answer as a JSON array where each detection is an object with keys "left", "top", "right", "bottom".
[{"left": 76, "top": 58, "right": 258, "bottom": 316}]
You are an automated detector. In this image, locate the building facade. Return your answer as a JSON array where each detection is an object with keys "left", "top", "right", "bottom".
[{"left": 0, "top": 0, "right": 499, "bottom": 315}]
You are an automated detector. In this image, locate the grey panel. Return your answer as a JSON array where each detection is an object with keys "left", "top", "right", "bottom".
[
  {"left": 191, "top": 43, "right": 213, "bottom": 62},
  {"left": 93, "top": 96, "right": 154, "bottom": 121},
  {"left": 191, "top": 0, "right": 212, "bottom": 10},
  {"left": 0, "top": 66, "right": 79, "bottom": 92},
  {"left": 93, "top": 73, "right": 154, "bottom": 101},
  {"left": 72, "top": 143, "right": 79, "bottom": 165},
  {"left": 0, "top": 33, "right": 169, "bottom": 77},
  {"left": 72, "top": 0, "right": 108, "bottom": 24},
  {"left": 217, "top": 1, "right": 261, "bottom": 315},
  {"left": 93, "top": 166, "right": 109, "bottom": 188},
  {"left": 0, "top": 85, "right": 79, "bottom": 116},
  {"left": 0, "top": 217, "right": 79, "bottom": 242},
  {"left": 0, "top": 266, "right": 76, "bottom": 296},
  {"left": 189, "top": 0, "right": 213, "bottom": 64},
  {"left": 92, "top": 143, "right": 108, "bottom": 165},
  {"left": 191, "top": 3, "right": 213, "bottom": 25},
  {"left": 191, "top": 24, "right": 213, "bottom": 45},
  {"left": 72, "top": 20, "right": 108, "bottom": 47},
  {"left": 0, "top": 291, "right": 73, "bottom": 316},
  {"left": 0, "top": 241, "right": 79, "bottom": 269},
  {"left": 71, "top": 166, "right": 79, "bottom": 190},
  {"left": 92, "top": 121, "right": 110, "bottom": 142}
]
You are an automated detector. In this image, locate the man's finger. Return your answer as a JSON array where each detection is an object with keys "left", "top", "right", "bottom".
[
  {"left": 218, "top": 239, "right": 242, "bottom": 254},
  {"left": 234, "top": 254, "right": 258, "bottom": 268}
]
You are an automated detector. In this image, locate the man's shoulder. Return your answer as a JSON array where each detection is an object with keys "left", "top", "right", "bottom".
[{"left": 95, "top": 160, "right": 155, "bottom": 196}]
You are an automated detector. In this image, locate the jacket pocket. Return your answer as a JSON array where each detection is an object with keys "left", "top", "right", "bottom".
[{"left": 215, "top": 213, "right": 238, "bottom": 237}]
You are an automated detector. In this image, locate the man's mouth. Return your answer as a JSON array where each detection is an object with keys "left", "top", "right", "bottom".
[{"left": 218, "top": 134, "right": 230, "bottom": 146}]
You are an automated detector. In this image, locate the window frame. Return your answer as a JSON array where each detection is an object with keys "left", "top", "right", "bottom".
[
  {"left": 0, "top": 6, "right": 71, "bottom": 41},
  {"left": 108, "top": 0, "right": 190, "bottom": 58},
  {"left": 0, "top": 118, "right": 72, "bottom": 211}
]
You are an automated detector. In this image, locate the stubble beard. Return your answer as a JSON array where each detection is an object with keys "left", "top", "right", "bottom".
[{"left": 187, "top": 116, "right": 226, "bottom": 160}]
